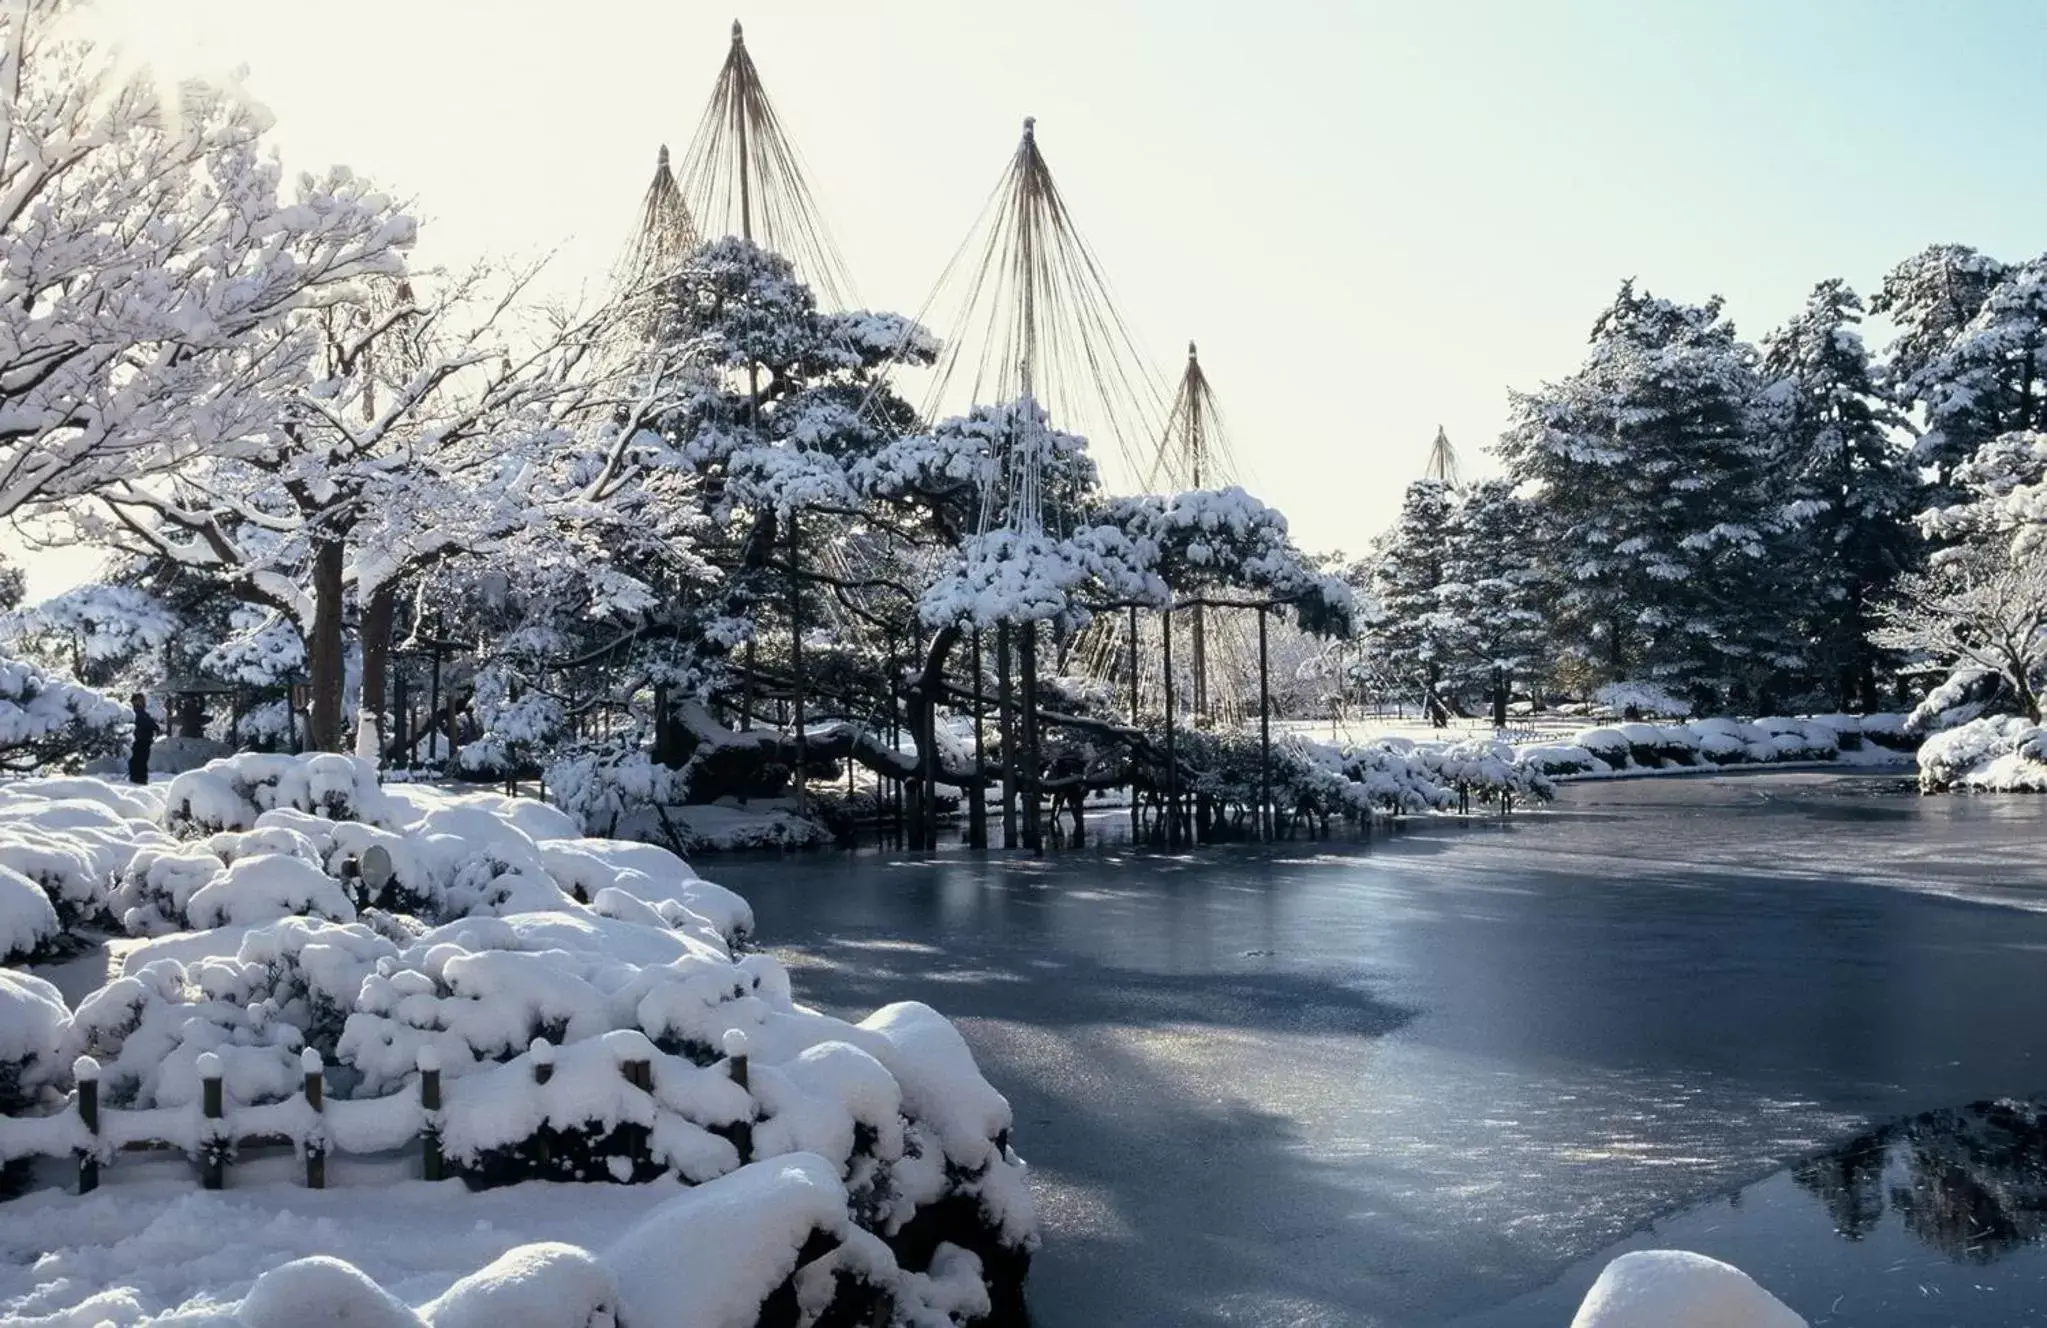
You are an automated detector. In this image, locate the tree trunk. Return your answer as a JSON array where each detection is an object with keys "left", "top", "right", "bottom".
[
  {"left": 906, "top": 627, "right": 960, "bottom": 851},
  {"left": 358, "top": 583, "right": 395, "bottom": 760},
  {"left": 307, "top": 537, "right": 346, "bottom": 752},
  {"left": 998, "top": 623, "right": 1016, "bottom": 849}
]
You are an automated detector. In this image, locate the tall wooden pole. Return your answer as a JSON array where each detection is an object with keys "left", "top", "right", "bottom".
[
  {"left": 1259, "top": 606, "right": 1272, "bottom": 842},
  {"left": 970, "top": 627, "right": 988, "bottom": 849},
  {"left": 1128, "top": 604, "right": 1141, "bottom": 839},
  {"left": 788, "top": 515, "right": 806, "bottom": 816},
  {"left": 1162, "top": 606, "right": 1178, "bottom": 847},
  {"left": 998, "top": 622, "right": 1016, "bottom": 849},
  {"left": 1020, "top": 619, "right": 1042, "bottom": 855}
]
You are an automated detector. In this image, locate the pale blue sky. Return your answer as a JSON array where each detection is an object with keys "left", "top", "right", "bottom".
[{"left": 30, "top": 0, "right": 2047, "bottom": 592}]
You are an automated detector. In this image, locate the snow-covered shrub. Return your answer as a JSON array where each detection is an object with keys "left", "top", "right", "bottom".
[
  {"left": 186, "top": 852, "right": 359, "bottom": 930},
  {"left": 0, "top": 970, "right": 68, "bottom": 1113},
  {"left": 536, "top": 740, "right": 671, "bottom": 834},
  {"left": 1690, "top": 728, "right": 1752, "bottom": 765},
  {"left": 1517, "top": 742, "right": 1610, "bottom": 776},
  {"left": 1337, "top": 742, "right": 1455, "bottom": 815},
  {"left": 163, "top": 753, "right": 391, "bottom": 835},
  {"left": 607, "top": 1154, "right": 889, "bottom": 1328},
  {"left": 1573, "top": 727, "right": 1633, "bottom": 769},
  {"left": 64, "top": 959, "right": 305, "bottom": 1109},
  {"left": 0, "top": 861, "right": 61, "bottom": 961},
  {"left": 1415, "top": 738, "right": 1554, "bottom": 805},
  {"left": 0, "top": 655, "right": 126, "bottom": 773},
  {"left": 111, "top": 844, "right": 228, "bottom": 935},
  {"left": 456, "top": 670, "right": 566, "bottom": 778},
  {"left": 0, "top": 820, "right": 107, "bottom": 928},
  {"left": 1614, "top": 722, "right": 1698, "bottom": 768},
  {"left": 1918, "top": 715, "right": 2047, "bottom": 792},
  {"left": 1753, "top": 717, "right": 1839, "bottom": 763},
  {"left": 226, "top": 1156, "right": 1006, "bottom": 1328}
]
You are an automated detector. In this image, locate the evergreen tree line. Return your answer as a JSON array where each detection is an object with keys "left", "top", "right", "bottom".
[{"left": 1362, "top": 243, "right": 2044, "bottom": 719}]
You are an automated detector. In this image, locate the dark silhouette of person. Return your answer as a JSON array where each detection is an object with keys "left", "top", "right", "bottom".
[{"left": 128, "top": 693, "right": 157, "bottom": 785}]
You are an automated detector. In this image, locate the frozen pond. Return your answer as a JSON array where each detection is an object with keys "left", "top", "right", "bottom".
[{"left": 715, "top": 772, "right": 2047, "bottom": 1326}]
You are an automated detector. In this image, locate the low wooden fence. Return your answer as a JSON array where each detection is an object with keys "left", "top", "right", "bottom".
[{"left": 3, "top": 1029, "right": 755, "bottom": 1197}]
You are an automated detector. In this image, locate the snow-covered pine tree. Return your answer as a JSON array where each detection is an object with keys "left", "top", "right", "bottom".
[
  {"left": 1870, "top": 244, "right": 2008, "bottom": 493},
  {"left": 1498, "top": 282, "right": 1776, "bottom": 710},
  {"left": 1910, "top": 258, "right": 2047, "bottom": 510},
  {"left": 1437, "top": 479, "right": 1547, "bottom": 718},
  {"left": 1759, "top": 280, "right": 1917, "bottom": 710},
  {"left": 1367, "top": 478, "right": 1461, "bottom": 719}
]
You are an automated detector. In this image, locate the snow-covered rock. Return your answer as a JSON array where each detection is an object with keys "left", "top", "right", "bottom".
[{"left": 1570, "top": 1249, "right": 1804, "bottom": 1327}]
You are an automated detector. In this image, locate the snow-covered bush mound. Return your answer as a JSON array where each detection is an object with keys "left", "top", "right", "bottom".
[
  {"left": 0, "top": 861, "right": 59, "bottom": 961},
  {"left": 0, "top": 755, "right": 1035, "bottom": 1317},
  {"left": 32, "top": 756, "right": 754, "bottom": 946},
  {"left": 1414, "top": 738, "right": 1554, "bottom": 805},
  {"left": 1518, "top": 742, "right": 1610, "bottom": 777},
  {"left": 219, "top": 1156, "right": 1001, "bottom": 1328},
  {"left": 1917, "top": 715, "right": 2047, "bottom": 792},
  {"left": 1545, "top": 714, "right": 1911, "bottom": 776},
  {"left": 0, "top": 970, "right": 67, "bottom": 1113},
  {"left": 164, "top": 753, "right": 393, "bottom": 835},
  {"left": 1570, "top": 1249, "right": 1804, "bottom": 1327},
  {"left": 0, "top": 654, "right": 127, "bottom": 773}
]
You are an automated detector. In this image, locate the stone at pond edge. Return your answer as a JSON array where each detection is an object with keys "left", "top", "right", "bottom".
[{"left": 1570, "top": 1249, "right": 1805, "bottom": 1328}]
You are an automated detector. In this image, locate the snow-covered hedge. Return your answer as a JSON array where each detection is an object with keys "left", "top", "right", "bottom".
[
  {"left": 226, "top": 1155, "right": 1001, "bottom": 1328},
  {"left": 0, "top": 756, "right": 1036, "bottom": 1320},
  {"left": 1539, "top": 714, "right": 1912, "bottom": 777}
]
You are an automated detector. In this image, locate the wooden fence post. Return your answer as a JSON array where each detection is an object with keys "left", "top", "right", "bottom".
[
  {"left": 724, "top": 1029, "right": 752, "bottom": 1163},
  {"left": 530, "top": 1038, "right": 554, "bottom": 1174},
  {"left": 302, "top": 1048, "right": 325, "bottom": 1189},
  {"left": 418, "top": 1046, "right": 443, "bottom": 1182},
  {"left": 197, "top": 1051, "right": 225, "bottom": 1190},
  {"left": 74, "top": 1055, "right": 99, "bottom": 1195},
  {"left": 623, "top": 1055, "right": 652, "bottom": 1169}
]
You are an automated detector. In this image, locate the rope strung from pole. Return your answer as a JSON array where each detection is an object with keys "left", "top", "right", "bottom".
[
  {"left": 908, "top": 118, "right": 1171, "bottom": 499},
  {"left": 677, "top": 20, "right": 855, "bottom": 307}
]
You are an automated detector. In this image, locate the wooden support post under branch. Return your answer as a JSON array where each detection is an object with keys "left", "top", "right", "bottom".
[
  {"left": 418, "top": 1046, "right": 444, "bottom": 1182},
  {"left": 75, "top": 1055, "right": 100, "bottom": 1195},
  {"left": 302, "top": 1048, "right": 326, "bottom": 1189}
]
